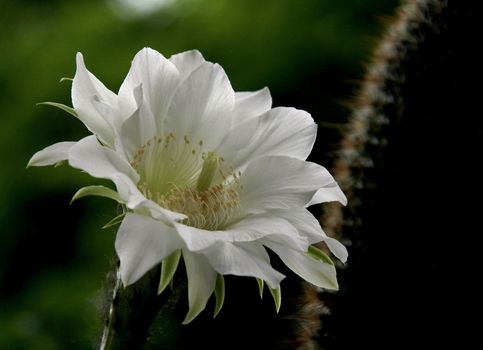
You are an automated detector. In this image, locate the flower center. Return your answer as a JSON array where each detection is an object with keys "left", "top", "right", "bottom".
[
  {"left": 158, "top": 184, "right": 240, "bottom": 230},
  {"left": 130, "top": 133, "right": 240, "bottom": 230}
]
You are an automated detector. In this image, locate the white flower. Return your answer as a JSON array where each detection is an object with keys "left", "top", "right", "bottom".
[{"left": 29, "top": 48, "right": 348, "bottom": 323}]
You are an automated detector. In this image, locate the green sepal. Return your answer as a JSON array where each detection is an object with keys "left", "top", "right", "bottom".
[
  {"left": 158, "top": 250, "right": 181, "bottom": 295},
  {"left": 37, "top": 101, "right": 77, "bottom": 117},
  {"left": 269, "top": 286, "right": 282, "bottom": 313},
  {"left": 71, "top": 185, "right": 125, "bottom": 204},
  {"left": 256, "top": 278, "right": 264, "bottom": 299},
  {"left": 213, "top": 274, "right": 225, "bottom": 318},
  {"left": 307, "top": 245, "right": 334, "bottom": 265},
  {"left": 59, "top": 77, "right": 73, "bottom": 83},
  {"left": 102, "top": 213, "right": 126, "bottom": 229}
]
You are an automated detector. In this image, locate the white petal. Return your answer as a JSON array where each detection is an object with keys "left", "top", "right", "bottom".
[
  {"left": 240, "top": 156, "right": 338, "bottom": 213},
  {"left": 111, "top": 172, "right": 146, "bottom": 208},
  {"left": 115, "top": 213, "right": 183, "bottom": 286},
  {"left": 166, "top": 62, "right": 235, "bottom": 150},
  {"left": 219, "top": 107, "right": 316, "bottom": 171},
  {"left": 265, "top": 241, "right": 339, "bottom": 290},
  {"left": 130, "top": 197, "right": 187, "bottom": 222},
  {"left": 182, "top": 250, "right": 217, "bottom": 324},
  {"left": 199, "top": 241, "right": 285, "bottom": 289},
  {"left": 72, "top": 53, "right": 118, "bottom": 147},
  {"left": 68, "top": 135, "right": 139, "bottom": 182},
  {"left": 118, "top": 48, "right": 180, "bottom": 134},
  {"left": 174, "top": 214, "right": 307, "bottom": 252},
  {"left": 267, "top": 208, "right": 348, "bottom": 262},
  {"left": 265, "top": 208, "right": 324, "bottom": 244},
  {"left": 233, "top": 87, "right": 272, "bottom": 124},
  {"left": 308, "top": 185, "right": 348, "bottom": 206},
  {"left": 169, "top": 50, "right": 205, "bottom": 81},
  {"left": 119, "top": 87, "right": 157, "bottom": 159},
  {"left": 28, "top": 141, "right": 76, "bottom": 167},
  {"left": 323, "top": 237, "right": 348, "bottom": 263}
]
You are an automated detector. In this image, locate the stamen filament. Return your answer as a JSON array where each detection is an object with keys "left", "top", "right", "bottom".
[{"left": 131, "top": 134, "right": 239, "bottom": 230}]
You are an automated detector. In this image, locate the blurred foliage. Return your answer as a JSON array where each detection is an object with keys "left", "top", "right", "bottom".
[{"left": 0, "top": 0, "right": 397, "bottom": 348}]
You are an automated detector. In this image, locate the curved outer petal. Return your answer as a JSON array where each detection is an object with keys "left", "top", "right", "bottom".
[
  {"left": 118, "top": 48, "right": 180, "bottom": 136},
  {"left": 182, "top": 250, "right": 217, "bottom": 324},
  {"left": 199, "top": 241, "right": 285, "bottom": 289},
  {"left": 267, "top": 208, "right": 348, "bottom": 262},
  {"left": 268, "top": 208, "right": 324, "bottom": 244},
  {"left": 174, "top": 214, "right": 307, "bottom": 252},
  {"left": 28, "top": 141, "right": 76, "bottom": 167},
  {"left": 264, "top": 241, "right": 339, "bottom": 290},
  {"left": 72, "top": 53, "right": 119, "bottom": 147},
  {"left": 240, "top": 156, "right": 344, "bottom": 214},
  {"left": 115, "top": 213, "right": 184, "bottom": 286},
  {"left": 166, "top": 61, "right": 235, "bottom": 150},
  {"left": 68, "top": 135, "right": 139, "bottom": 182},
  {"left": 322, "top": 237, "right": 348, "bottom": 264},
  {"left": 308, "top": 185, "right": 348, "bottom": 206},
  {"left": 232, "top": 87, "right": 272, "bottom": 124},
  {"left": 219, "top": 107, "right": 316, "bottom": 171},
  {"left": 169, "top": 50, "right": 205, "bottom": 81}
]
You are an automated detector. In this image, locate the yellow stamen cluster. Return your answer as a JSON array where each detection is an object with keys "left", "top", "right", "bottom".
[
  {"left": 131, "top": 133, "right": 240, "bottom": 230},
  {"left": 158, "top": 183, "right": 240, "bottom": 230}
]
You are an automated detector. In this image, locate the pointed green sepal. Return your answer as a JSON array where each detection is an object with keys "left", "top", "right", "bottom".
[
  {"left": 37, "top": 102, "right": 77, "bottom": 117},
  {"left": 102, "top": 213, "right": 126, "bottom": 229},
  {"left": 269, "top": 286, "right": 282, "bottom": 313},
  {"left": 181, "top": 250, "right": 218, "bottom": 324},
  {"left": 59, "top": 77, "right": 73, "bottom": 83},
  {"left": 158, "top": 250, "right": 181, "bottom": 295},
  {"left": 308, "top": 245, "right": 335, "bottom": 265},
  {"left": 256, "top": 278, "right": 264, "bottom": 299},
  {"left": 71, "top": 185, "right": 125, "bottom": 204},
  {"left": 213, "top": 274, "right": 225, "bottom": 318}
]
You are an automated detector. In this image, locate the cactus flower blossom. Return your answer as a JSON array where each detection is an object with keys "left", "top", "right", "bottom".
[{"left": 29, "top": 48, "right": 348, "bottom": 323}]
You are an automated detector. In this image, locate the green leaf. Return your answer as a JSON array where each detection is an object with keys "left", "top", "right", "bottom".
[
  {"left": 37, "top": 101, "right": 77, "bottom": 117},
  {"left": 269, "top": 286, "right": 282, "bottom": 313},
  {"left": 308, "top": 245, "right": 335, "bottom": 265},
  {"left": 102, "top": 213, "right": 126, "bottom": 229},
  {"left": 71, "top": 185, "right": 125, "bottom": 204},
  {"left": 158, "top": 250, "right": 181, "bottom": 295},
  {"left": 256, "top": 278, "right": 264, "bottom": 299},
  {"left": 213, "top": 274, "right": 225, "bottom": 318}
]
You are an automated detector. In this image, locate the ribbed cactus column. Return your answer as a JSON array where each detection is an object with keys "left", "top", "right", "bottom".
[
  {"left": 296, "top": 0, "right": 482, "bottom": 349},
  {"left": 99, "top": 264, "right": 185, "bottom": 350}
]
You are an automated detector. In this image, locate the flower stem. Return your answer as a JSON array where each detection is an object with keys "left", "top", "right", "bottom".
[{"left": 99, "top": 263, "right": 184, "bottom": 350}]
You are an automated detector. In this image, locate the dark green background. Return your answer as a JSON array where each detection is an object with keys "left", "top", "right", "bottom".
[{"left": 0, "top": 0, "right": 397, "bottom": 348}]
